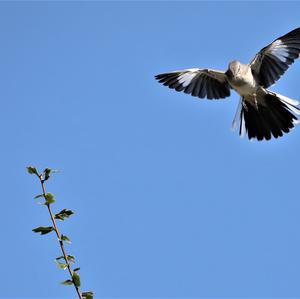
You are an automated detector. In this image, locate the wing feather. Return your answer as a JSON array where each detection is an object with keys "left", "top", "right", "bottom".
[
  {"left": 250, "top": 28, "right": 300, "bottom": 88},
  {"left": 155, "top": 68, "right": 231, "bottom": 100}
]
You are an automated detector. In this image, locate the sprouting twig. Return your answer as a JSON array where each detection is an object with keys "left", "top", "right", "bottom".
[
  {"left": 39, "top": 173, "right": 83, "bottom": 299},
  {"left": 27, "top": 166, "right": 93, "bottom": 299}
]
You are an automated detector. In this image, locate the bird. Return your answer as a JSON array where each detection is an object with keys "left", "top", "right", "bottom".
[{"left": 155, "top": 28, "right": 300, "bottom": 141}]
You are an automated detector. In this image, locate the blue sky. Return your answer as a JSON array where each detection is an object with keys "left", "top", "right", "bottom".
[{"left": 2, "top": 1, "right": 300, "bottom": 298}]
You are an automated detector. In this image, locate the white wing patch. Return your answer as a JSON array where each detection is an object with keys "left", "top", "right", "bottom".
[
  {"left": 178, "top": 70, "right": 198, "bottom": 87},
  {"left": 270, "top": 40, "right": 290, "bottom": 63}
]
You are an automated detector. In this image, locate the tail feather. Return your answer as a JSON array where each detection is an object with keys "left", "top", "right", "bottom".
[{"left": 233, "top": 91, "right": 299, "bottom": 141}]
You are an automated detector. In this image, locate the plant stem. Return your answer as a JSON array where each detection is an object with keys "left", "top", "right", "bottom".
[{"left": 39, "top": 175, "right": 83, "bottom": 299}]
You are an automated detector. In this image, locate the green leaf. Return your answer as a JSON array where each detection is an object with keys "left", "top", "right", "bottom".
[
  {"left": 56, "top": 255, "right": 64, "bottom": 261},
  {"left": 44, "top": 168, "right": 52, "bottom": 181},
  {"left": 67, "top": 255, "right": 75, "bottom": 263},
  {"left": 32, "top": 226, "right": 54, "bottom": 235},
  {"left": 34, "top": 194, "right": 44, "bottom": 205},
  {"left": 61, "top": 234, "right": 71, "bottom": 243},
  {"left": 73, "top": 267, "right": 80, "bottom": 272},
  {"left": 72, "top": 272, "right": 81, "bottom": 287},
  {"left": 27, "top": 166, "right": 39, "bottom": 176},
  {"left": 56, "top": 255, "right": 75, "bottom": 263},
  {"left": 56, "top": 261, "right": 68, "bottom": 270},
  {"left": 61, "top": 279, "right": 73, "bottom": 286},
  {"left": 55, "top": 209, "right": 74, "bottom": 221},
  {"left": 82, "top": 291, "right": 94, "bottom": 299},
  {"left": 44, "top": 193, "right": 55, "bottom": 205}
]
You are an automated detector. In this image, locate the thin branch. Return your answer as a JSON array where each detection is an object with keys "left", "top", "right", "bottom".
[{"left": 39, "top": 174, "right": 83, "bottom": 299}]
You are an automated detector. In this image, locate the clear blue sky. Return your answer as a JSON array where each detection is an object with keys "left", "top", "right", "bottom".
[{"left": 2, "top": 1, "right": 300, "bottom": 298}]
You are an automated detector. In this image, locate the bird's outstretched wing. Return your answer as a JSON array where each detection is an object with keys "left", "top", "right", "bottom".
[
  {"left": 250, "top": 27, "right": 300, "bottom": 88},
  {"left": 155, "top": 68, "right": 231, "bottom": 100}
]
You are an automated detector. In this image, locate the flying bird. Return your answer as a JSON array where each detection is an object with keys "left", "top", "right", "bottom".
[{"left": 155, "top": 28, "right": 300, "bottom": 141}]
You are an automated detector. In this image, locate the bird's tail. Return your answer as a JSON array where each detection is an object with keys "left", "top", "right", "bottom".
[{"left": 232, "top": 91, "right": 300, "bottom": 140}]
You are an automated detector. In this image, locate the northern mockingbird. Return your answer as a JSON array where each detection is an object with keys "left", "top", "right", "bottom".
[{"left": 155, "top": 28, "right": 300, "bottom": 141}]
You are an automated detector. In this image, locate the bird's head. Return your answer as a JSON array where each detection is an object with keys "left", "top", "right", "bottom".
[{"left": 226, "top": 60, "right": 241, "bottom": 78}]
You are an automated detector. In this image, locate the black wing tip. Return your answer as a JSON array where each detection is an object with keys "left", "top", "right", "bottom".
[
  {"left": 288, "top": 27, "right": 300, "bottom": 34},
  {"left": 155, "top": 72, "right": 174, "bottom": 81},
  {"left": 281, "top": 27, "right": 300, "bottom": 40}
]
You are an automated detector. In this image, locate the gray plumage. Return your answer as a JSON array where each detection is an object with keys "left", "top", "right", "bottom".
[{"left": 155, "top": 28, "right": 300, "bottom": 141}]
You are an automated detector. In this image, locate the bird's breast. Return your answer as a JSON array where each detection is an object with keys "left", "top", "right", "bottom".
[{"left": 228, "top": 73, "right": 258, "bottom": 96}]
